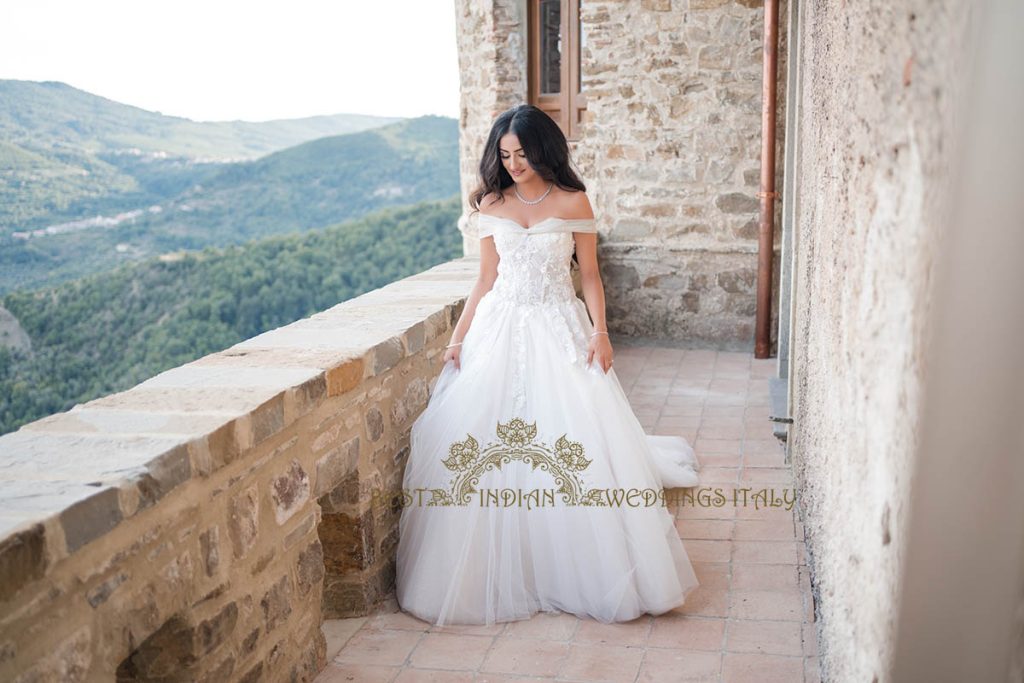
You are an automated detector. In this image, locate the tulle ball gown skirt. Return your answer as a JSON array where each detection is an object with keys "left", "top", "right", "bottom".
[{"left": 394, "top": 288, "right": 702, "bottom": 626}]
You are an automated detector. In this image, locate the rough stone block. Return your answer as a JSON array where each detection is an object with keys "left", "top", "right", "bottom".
[
  {"left": 270, "top": 459, "right": 310, "bottom": 526},
  {"left": 319, "top": 469, "right": 360, "bottom": 511},
  {"left": 404, "top": 321, "right": 426, "bottom": 355},
  {"left": 319, "top": 509, "right": 375, "bottom": 574},
  {"left": 371, "top": 337, "right": 404, "bottom": 375},
  {"left": 285, "top": 375, "right": 326, "bottom": 423},
  {"left": 228, "top": 485, "right": 259, "bottom": 560},
  {"left": 132, "top": 444, "right": 193, "bottom": 513},
  {"left": 365, "top": 406, "right": 385, "bottom": 443},
  {"left": 314, "top": 437, "right": 360, "bottom": 498},
  {"left": 296, "top": 540, "right": 326, "bottom": 597},
  {"left": 0, "top": 522, "right": 46, "bottom": 603},
  {"left": 199, "top": 525, "right": 220, "bottom": 578},
  {"left": 390, "top": 378, "right": 427, "bottom": 430},
  {"left": 716, "top": 192, "right": 760, "bottom": 214},
  {"left": 60, "top": 487, "right": 123, "bottom": 554},
  {"left": 251, "top": 395, "right": 285, "bottom": 446},
  {"left": 326, "top": 357, "right": 365, "bottom": 397},
  {"left": 284, "top": 511, "right": 316, "bottom": 550},
  {"left": 260, "top": 575, "right": 293, "bottom": 634}
]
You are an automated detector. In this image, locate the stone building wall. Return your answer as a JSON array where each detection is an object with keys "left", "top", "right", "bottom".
[
  {"left": 455, "top": 0, "right": 786, "bottom": 350},
  {"left": 785, "top": 1, "right": 972, "bottom": 681}
]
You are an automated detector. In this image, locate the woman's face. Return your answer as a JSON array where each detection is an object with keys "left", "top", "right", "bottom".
[{"left": 499, "top": 133, "right": 535, "bottom": 184}]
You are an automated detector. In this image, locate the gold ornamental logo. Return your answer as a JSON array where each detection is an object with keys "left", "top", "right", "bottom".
[{"left": 425, "top": 417, "right": 609, "bottom": 507}]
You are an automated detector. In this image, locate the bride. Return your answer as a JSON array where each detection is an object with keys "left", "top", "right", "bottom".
[{"left": 395, "top": 103, "right": 701, "bottom": 626}]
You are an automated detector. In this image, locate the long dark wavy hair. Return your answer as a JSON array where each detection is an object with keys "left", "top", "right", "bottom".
[{"left": 469, "top": 104, "right": 587, "bottom": 263}]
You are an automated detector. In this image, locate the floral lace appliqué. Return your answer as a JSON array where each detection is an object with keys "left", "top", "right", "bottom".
[{"left": 484, "top": 230, "right": 591, "bottom": 386}]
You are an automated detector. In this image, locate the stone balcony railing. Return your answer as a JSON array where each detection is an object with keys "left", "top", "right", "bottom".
[{"left": 0, "top": 255, "right": 479, "bottom": 681}]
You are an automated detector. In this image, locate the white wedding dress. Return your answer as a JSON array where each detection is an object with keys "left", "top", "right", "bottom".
[{"left": 395, "top": 213, "right": 701, "bottom": 626}]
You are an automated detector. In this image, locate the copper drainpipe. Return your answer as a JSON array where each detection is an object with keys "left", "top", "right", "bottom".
[{"left": 755, "top": 0, "right": 780, "bottom": 359}]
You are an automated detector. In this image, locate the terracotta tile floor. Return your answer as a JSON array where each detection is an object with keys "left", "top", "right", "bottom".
[{"left": 315, "top": 346, "right": 821, "bottom": 683}]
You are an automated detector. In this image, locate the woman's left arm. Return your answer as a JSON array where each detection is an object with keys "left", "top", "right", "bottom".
[{"left": 573, "top": 232, "right": 614, "bottom": 373}]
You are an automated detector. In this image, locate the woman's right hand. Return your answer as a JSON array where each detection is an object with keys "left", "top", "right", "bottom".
[{"left": 443, "top": 344, "right": 461, "bottom": 370}]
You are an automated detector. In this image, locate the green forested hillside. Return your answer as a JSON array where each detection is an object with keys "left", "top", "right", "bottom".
[
  {"left": 0, "top": 195, "right": 463, "bottom": 435},
  {"left": 1, "top": 113, "right": 459, "bottom": 293},
  {"left": 128, "top": 114, "right": 460, "bottom": 244}
]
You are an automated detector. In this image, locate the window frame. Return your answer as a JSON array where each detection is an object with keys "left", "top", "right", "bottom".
[{"left": 527, "top": 0, "right": 587, "bottom": 140}]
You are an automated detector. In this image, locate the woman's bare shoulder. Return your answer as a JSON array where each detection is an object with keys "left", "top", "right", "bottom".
[
  {"left": 478, "top": 190, "right": 507, "bottom": 215},
  {"left": 558, "top": 187, "right": 595, "bottom": 220}
]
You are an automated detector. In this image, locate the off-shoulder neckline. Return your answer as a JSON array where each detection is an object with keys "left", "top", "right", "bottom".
[{"left": 477, "top": 214, "right": 595, "bottom": 231}]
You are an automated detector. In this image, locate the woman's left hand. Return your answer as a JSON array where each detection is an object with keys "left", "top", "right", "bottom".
[{"left": 586, "top": 334, "right": 614, "bottom": 374}]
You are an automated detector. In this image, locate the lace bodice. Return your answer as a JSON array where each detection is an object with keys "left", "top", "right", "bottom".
[
  {"left": 477, "top": 214, "right": 597, "bottom": 306},
  {"left": 474, "top": 214, "right": 599, "bottom": 416}
]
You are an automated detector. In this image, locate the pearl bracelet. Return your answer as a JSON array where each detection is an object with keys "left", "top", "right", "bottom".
[
  {"left": 446, "top": 342, "right": 463, "bottom": 348},
  {"left": 591, "top": 331, "right": 608, "bottom": 337}
]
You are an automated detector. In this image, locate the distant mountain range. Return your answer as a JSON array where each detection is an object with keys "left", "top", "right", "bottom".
[
  {"left": 0, "top": 80, "right": 459, "bottom": 293},
  {"left": 0, "top": 79, "right": 403, "bottom": 159}
]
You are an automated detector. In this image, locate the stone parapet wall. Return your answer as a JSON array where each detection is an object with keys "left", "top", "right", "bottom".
[{"left": 0, "top": 257, "right": 478, "bottom": 681}]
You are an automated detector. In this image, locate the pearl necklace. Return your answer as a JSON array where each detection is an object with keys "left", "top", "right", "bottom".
[{"left": 515, "top": 181, "right": 554, "bottom": 205}]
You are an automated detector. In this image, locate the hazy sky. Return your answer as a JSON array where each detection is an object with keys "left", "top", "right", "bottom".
[{"left": 0, "top": 0, "right": 460, "bottom": 122}]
